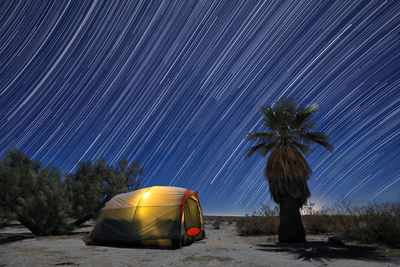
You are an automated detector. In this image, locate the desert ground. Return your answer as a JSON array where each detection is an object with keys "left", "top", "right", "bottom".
[{"left": 0, "top": 218, "right": 399, "bottom": 267}]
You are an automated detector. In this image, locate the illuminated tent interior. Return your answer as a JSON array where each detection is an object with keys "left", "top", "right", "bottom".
[{"left": 89, "top": 186, "right": 205, "bottom": 248}]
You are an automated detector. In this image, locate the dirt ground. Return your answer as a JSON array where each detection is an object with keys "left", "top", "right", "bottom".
[{"left": 0, "top": 220, "right": 399, "bottom": 267}]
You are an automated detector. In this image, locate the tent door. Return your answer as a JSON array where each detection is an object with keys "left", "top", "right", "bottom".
[{"left": 183, "top": 197, "right": 202, "bottom": 244}]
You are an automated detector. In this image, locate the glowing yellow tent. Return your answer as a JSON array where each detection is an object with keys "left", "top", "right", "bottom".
[{"left": 89, "top": 186, "right": 204, "bottom": 248}]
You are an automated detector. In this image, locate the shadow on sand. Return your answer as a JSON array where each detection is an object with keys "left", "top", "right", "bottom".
[
  {"left": 256, "top": 241, "right": 393, "bottom": 264},
  {"left": 0, "top": 230, "right": 90, "bottom": 245},
  {"left": 0, "top": 233, "right": 35, "bottom": 244}
]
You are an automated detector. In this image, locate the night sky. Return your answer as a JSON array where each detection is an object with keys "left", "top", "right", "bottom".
[{"left": 1, "top": 1, "right": 399, "bottom": 215}]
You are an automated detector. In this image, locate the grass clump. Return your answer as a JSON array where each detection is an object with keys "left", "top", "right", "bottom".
[{"left": 236, "top": 205, "right": 278, "bottom": 235}]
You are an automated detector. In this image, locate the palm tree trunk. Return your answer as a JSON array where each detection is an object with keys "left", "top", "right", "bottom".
[{"left": 278, "top": 196, "right": 306, "bottom": 242}]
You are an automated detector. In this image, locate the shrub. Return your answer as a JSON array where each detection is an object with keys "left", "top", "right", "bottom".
[
  {"left": 236, "top": 205, "right": 279, "bottom": 235},
  {"left": 0, "top": 205, "right": 16, "bottom": 228},
  {"left": 0, "top": 149, "right": 145, "bottom": 235},
  {"left": 238, "top": 202, "right": 400, "bottom": 247},
  {"left": 303, "top": 214, "right": 332, "bottom": 234},
  {"left": 301, "top": 203, "right": 340, "bottom": 234},
  {"left": 342, "top": 202, "right": 400, "bottom": 247},
  {"left": 213, "top": 217, "right": 222, "bottom": 229},
  {"left": 0, "top": 150, "right": 72, "bottom": 235},
  {"left": 64, "top": 158, "right": 144, "bottom": 227}
]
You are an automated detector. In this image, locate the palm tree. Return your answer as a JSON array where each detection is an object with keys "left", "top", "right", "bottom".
[{"left": 246, "top": 99, "right": 333, "bottom": 242}]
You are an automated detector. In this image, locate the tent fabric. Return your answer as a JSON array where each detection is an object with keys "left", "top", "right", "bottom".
[{"left": 90, "top": 186, "right": 204, "bottom": 248}]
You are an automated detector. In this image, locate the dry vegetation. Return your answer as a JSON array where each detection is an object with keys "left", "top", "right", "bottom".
[
  {"left": 2, "top": 216, "right": 400, "bottom": 266},
  {"left": 235, "top": 202, "right": 400, "bottom": 247}
]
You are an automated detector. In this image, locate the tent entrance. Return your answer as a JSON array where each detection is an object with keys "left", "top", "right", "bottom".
[{"left": 182, "top": 197, "right": 203, "bottom": 244}]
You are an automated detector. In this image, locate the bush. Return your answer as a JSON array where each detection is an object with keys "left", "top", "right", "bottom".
[
  {"left": 238, "top": 202, "right": 399, "bottom": 247},
  {"left": 64, "top": 158, "right": 144, "bottom": 227},
  {"left": 301, "top": 203, "right": 342, "bottom": 234},
  {"left": 236, "top": 205, "right": 279, "bottom": 235},
  {"left": 212, "top": 217, "right": 222, "bottom": 229},
  {"left": 342, "top": 202, "right": 400, "bottom": 247},
  {"left": 0, "top": 150, "right": 72, "bottom": 235},
  {"left": 0, "top": 149, "right": 145, "bottom": 235},
  {"left": 303, "top": 214, "right": 331, "bottom": 234},
  {"left": 236, "top": 216, "right": 278, "bottom": 235},
  {"left": 0, "top": 205, "right": 16, "bottom": 228}
]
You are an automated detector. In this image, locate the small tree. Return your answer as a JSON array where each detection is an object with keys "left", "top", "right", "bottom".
[
  {"left": 65, "top": 158, "right": 144, "bottom": 227},
  {"left": 0, "top": 150, "right": 72, "bottom": 235}
]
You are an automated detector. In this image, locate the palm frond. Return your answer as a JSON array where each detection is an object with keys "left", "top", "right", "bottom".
[
  {"left": 303, "top": 131, "right": 329, "bottom": 140},
  {"left": 300, "top": 132, "right": 333, "bottom": 152},
  {"left": 312, "top": 139, "right": 334, "bottom": 152},
  {"left": 260, "top": 106, "right": 279, "bottom": 130},
  {"left": 246, "top": 143, "right": 265, "bottom": 159},
  {"left": 246, "top": 142, "right": 277, "bottom": 158},
  {"left": 246, "top": 132, "right": 274, "bottom": 141},
  {"left": 292, "top": 107, "right": 315, "bottom": 128},
  {"left": 260, "top": 142, "right": 278, "bottom": 157},
  {"left": 292, "top": 141, "right": 311, "bottom": 155},
  {"left": 275, "top": 98, "right": 297, "bottom": 112},
  {"left": 296, "top": 122, "right": 316, "bottom": 131}
]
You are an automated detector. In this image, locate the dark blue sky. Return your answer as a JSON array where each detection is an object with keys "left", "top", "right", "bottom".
[{"left": 1, "top": 1, "right": 399, "bottom": 215}]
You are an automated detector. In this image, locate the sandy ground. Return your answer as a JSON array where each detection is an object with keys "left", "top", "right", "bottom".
[{"left": 0, "top": 220, "right": 399, "bottom": 267}]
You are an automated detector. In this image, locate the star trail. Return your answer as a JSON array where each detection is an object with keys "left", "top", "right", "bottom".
[{"left": 1, "top": 0, "right": 399, "bottom": 215}]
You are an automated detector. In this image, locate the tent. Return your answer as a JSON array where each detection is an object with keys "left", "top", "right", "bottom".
[{"left": 89, "top": 186, "right": 205, "bottom": 248}]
